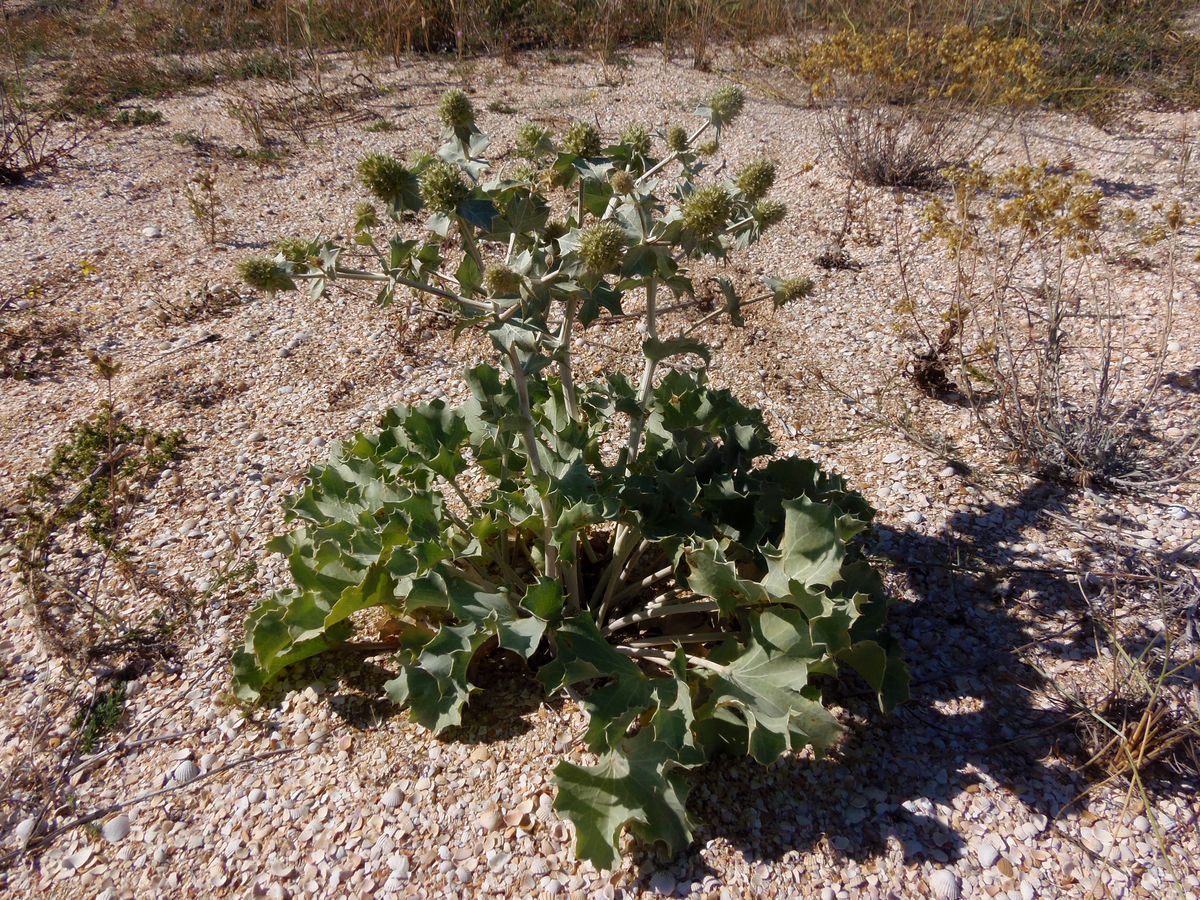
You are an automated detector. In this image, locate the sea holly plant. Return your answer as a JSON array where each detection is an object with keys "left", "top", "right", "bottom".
[{"left": 233, "top": 86, "right": 909, "bottom": 868}]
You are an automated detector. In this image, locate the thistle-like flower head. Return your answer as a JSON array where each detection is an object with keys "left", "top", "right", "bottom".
[
  {"left": 357, "top": 153, "right": 415, "bottom": 205},
  {"left": 578, "top": 221, "right": 626, "bottom": 274},
  {"left": 485, "top": 265, "right": 522, "bottom": 296},
  {"left": 776, "top": 276, "right": 814, "bottom": 304},
  {"left": 754, "top": 199, "right": 787, "bottom": 230},
  {"left": 238, "top": 257, "right": 295, "bottom": 294},
  {"left": 610, "top": 170, "right": 636, "bottom": 195},
  {"left": 736, "top": 159, "right": 777, "bottom": 202},
  {"left": 438, "top": 89, "right": 475, "bottom": 129},
  {"left": 420, "top": 160, "right": 470, "bottom": 213},
  {"left": 563, "top": 121, "right": 601, "bottom": 158},
  {"left": 516, "top": 122, "right": 553, "bottom": 159},
  {"left": 621, "top": 125, "right": 651, "bottom": 156},
  {"left": 681, "top": 185, "right": 731, "bottom": 238},
  {"left": 666, "top": 125, "right": 688, "bottom": 153},
  {"left": 708, "top": 85, "right": 745, "bottom": 124},
  {"left": 274, "top": 237, "right": 318, "bottom": 265}
]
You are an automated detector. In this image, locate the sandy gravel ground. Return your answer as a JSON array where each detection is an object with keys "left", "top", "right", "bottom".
[{"left": 1, "top": 49, "right": 1199, "bottom": 898}]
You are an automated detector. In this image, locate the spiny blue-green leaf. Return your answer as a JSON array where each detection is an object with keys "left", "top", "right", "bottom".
[
  {"left": 683, "top": 538, "right": 769, "bottom": 617},
  {"left": 701, "top": 607, "right": 842, "bottom": 764},
  {"left": 761, "top": 498, "right": 845, "bottom": 592},
  {"left": 538, "top": 613, "right": 643, "bottom": 694},
  {"left": 553, "top": 729, "right": 695, "bottom": 871},
  {"left": 385, "top": 622, "right": 488, "bottom": 732}
]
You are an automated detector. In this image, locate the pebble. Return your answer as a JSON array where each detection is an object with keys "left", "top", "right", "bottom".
[
  {"left": 904, "top": 511, "right": 925, "bottom": 525},
  {"left": 142, "top": 225, "right": 162, "bottom": 238},
  {"left": 883, "top": 451, "right": 903, "bottom": 464},
  {"left": 247, "top": 431, "right": 266, "bottom": 443}
]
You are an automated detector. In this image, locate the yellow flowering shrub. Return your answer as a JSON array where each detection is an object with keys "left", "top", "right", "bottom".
[{"left": 788, "top": 26, "right": 1048, "bottom": 107}]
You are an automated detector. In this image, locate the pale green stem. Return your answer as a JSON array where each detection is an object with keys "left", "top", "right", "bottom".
[
  {"left": 603, "top": 599, "right": 720, "bottom": 636},
  {"left": 625, "top": 633, "right": 728, "bottom": 647},
  {"left": 682, "top": 292, "right": 775, "bottom": 337},
  {"left": 592, "top": 524, "right": 641, "bottom": 619},
  {"left": 506, "top": 345, "right": 570, "bottom": 605},
  {"left": 558, "top": 295, "right": 579, "bottom": 420},
  {"left": 459, "top": 219, "right": 485, "bottom": 272},
  {"left": 625, "top": 277, "right": 659, "bottom": 459},
  {"left": 614, "top": 645, "right": 726, "bottom": 674},
  {"left": 608, "top": 565, "right": 674, "bottom": 607}
]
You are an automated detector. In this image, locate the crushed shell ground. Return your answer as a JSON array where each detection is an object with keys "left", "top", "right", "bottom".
[{"left": 1, "top": 48, "right": 1199, "bottom": 898}]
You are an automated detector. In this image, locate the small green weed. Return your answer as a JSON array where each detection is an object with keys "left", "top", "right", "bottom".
[
  {"left": 113, "top": 106, "right": 163, "bottom": 127},
  {"left": 72, "top": 684, "right": 126, "bottom": 753},
  {"left": 364, "top": 118, "right": 397, "bottom": 133},
  {"left": 226, "top": 50, "right": 290, "bottom": 81},
  {"left": 27, "top": 407, "right": 185, "bottom": 548}
]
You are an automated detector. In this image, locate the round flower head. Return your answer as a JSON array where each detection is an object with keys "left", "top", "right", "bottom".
[
  {"left": 357, "top": 153, "right": 415, "bottom": 205},
  {"left": 438, "top": 89, "right": 475, "bottom": 129},
  {"left": 698, "top": 139, "right": 719, "bottom": 156},
  {"left": 354, "top": 201, "right": 379, "bottom": 230},
  {"left": 681, "top": 185, "right": 731, "bottom": 238},
  {"left": 543, "top": 220, "right": 568, "bottom": 244},
  {"left": 621, "top": 125, "right": 651, "bottom": 156},
  {"left": 708, "top": 85, "right": 745, "bottom": 124},
  {"left": 754, "top": 199, "right": 787, "bottom": 230},
  {"left": 610, "top": 170, "right": 636, "bottom": 195},
  {"left": 238, "top": 257, "right": 295, "bottom": 294},
  {"left": 509, "top": 161, "right": 537, "bottom": 183},
  {"left": 666, "top": 125, "right": 688, "bottom": 153},
  {"left": 578, "top": 221, "right": 626, "bottom": 274},
  {"left": 516, "top": 122, "right": 553, "bottom": 159},
  {"left": 736, "top": 159, "right": 777, "bottom": 202},
  {"left": 420, "top": 160, "right": 470, "bottom": 213},
  {"left": 485, "top": 265, "right": 522, "bottom": 296},
  {"left": 563, "top": 121, "right": 601, "bottom": 158},
  {"left": 274, "top": 237, "right": 318, "bottom": 265},
  {"left": 776, "top": 276, "right": 814, "bottom": 303}
]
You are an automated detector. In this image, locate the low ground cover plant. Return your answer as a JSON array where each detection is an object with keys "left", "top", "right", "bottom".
[{"left": 232, "top": 87, "right": 907, "bottom": 866}]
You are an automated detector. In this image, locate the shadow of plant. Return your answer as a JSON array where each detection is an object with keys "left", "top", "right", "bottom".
[{"left": 641, "top": 482, "right": 1107, "bottom": 889}]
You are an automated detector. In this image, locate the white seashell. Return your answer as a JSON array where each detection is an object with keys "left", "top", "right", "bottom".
[
  {"left": 66, "top": 847, "right": 93, "bottom": 870},
  {"left": 976, "top": 841, "right": 999, "bottom": 868},
  {"left": 502, "top": 809, "right": 526, "bottom": 828},
  {"left": 101, "top": 814, "right": 130, "bottom": 843},
  {"left": 173, "top": 760, "right": 200, "bottom": 785},
  {"left": 479, "top": 809, "right": 503, "bottom": 832},
  {"left": 549, "top": 821, "right": 571, "bottom": 844},
  {"left": 381, "top": 787, "right": 403, "bottom": 809},
  {"left": 13, "top": 817, "right": 38, "bottom": 847},
  {"left": 199, "top": 753, "right": 217, "bottom": 771},
  {"left": 928, "top": 869, "right": 960, "bottom": 900},
  {"left": 529, "top": 858, "right": 550, "bottom": 876},
  {"left": 536, "top": 795, "right": 556, "bottom": 826}
]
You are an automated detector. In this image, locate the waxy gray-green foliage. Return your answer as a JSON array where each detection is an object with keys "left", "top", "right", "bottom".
[{"left": 233, "top": 86, "right": 908, "bottom": 868}]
